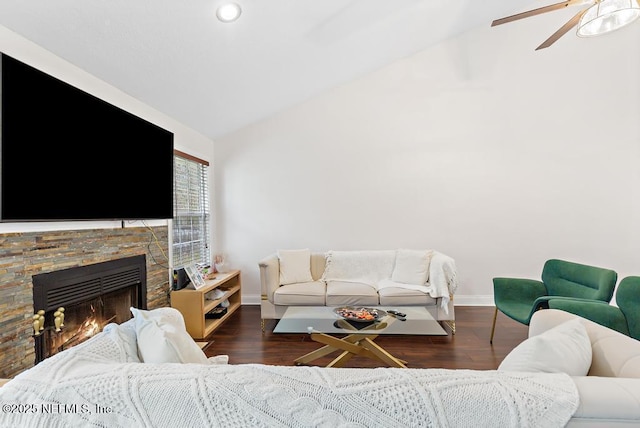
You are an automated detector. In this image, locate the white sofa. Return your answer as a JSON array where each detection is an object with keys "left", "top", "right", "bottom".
[
  {"left": 527, "top": 309, "right": 640, "bottom": 427},
  {"left": 1, "top": 307, "right": 638, "bottom": 427},
  {"left": 259, "top": 249, "right": 458, "bottom": 331}
]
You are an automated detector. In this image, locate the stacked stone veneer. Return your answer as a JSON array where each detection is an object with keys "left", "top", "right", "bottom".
[{"left": 0, "top": 226, "right": 170, "bottom": 378}]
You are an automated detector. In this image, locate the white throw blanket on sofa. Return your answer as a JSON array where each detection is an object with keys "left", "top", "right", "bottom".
[
  {"left": 423, "top": 250, "right": 458, "bottom": 310},
  {"left": 321, "top": 250, "right": 397, "bottom": 285},
  {"left": 0, "top": 323, "right": 579, "bottom": 428}
]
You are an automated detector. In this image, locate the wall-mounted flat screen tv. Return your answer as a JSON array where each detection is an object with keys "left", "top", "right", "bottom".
[{"left": 0, "top": 53, "right": 174, "bottom": 222}]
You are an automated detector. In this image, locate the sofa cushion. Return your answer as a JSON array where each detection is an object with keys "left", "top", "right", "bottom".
[
  {"left": 130, "top": 307, "right": 210, "bottom": 364},
  {"left": 278, "top": 249, "right": 313, "bottom": 285},
  {"left": 498, "top": 318, "right": 592, "bottom": 376},
  {"left": 392, "top": 249, "right": 432, "bottom": 284},
  {"left": 273, "top": 281, "right": 326, "bottom": 305},
  {"left": 378, "top": 286, "right": 437, "bottom": 306},
  {"left": 326, "top": 281, "right": 379, "bottom": 306},
  {"left": 571, "top": 376, "right": 640, "bottom": 422}
]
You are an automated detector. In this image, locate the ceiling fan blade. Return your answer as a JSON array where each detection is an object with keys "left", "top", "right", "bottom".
[
  {"left": 492, "top": 0, "right": 583, "bottom": 27},
  {"left": 535, "top": 9, "right": 588, "bottom": 50}
]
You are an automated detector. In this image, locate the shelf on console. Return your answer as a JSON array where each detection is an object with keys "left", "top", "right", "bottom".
[{"left": 170, "top": 270, "right": 242, "bottom": 339}]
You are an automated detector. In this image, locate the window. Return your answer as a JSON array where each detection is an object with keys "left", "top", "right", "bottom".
[{"left": 172, "top": 150, "right": 210, "bottom": 268}]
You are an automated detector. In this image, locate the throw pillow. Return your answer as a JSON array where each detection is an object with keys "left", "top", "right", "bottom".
[
  {"left": 391, "top": 249, "right": 432, "bottom": 285},
  {"left": 103, "top": 318, "right": 140, "bottom": 363},
  {"left": 130, "top": 307, "right": 210, "bottom": 364},
  {"left": 498, "top": 318, "right": 592, "bottom": 376},
  {"left": 278, "top": 249, "right": 313, "bottom": 285}
]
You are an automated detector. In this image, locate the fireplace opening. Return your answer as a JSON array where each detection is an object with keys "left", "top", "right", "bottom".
[
  {"left": 40, "top": 285, "right": 138, "bottom": 359},
  {"left": 32, "top": 255, "right": 147, "bottom": 364}
]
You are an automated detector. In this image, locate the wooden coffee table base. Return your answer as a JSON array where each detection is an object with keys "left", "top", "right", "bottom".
[{"left": 294, "top": 332, "right": 408, "bottom": 368}]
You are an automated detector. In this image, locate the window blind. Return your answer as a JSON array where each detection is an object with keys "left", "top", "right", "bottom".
[{"left": 173, "top": 151, "right": 210, "bottom": 268}]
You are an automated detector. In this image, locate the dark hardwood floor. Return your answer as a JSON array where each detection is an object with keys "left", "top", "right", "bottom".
[{"left": 203, "top": 305, "right": 528, "bottom": 369}]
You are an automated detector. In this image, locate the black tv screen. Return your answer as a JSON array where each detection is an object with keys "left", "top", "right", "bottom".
[{"left": 0, "top": 53, "right": 174, "bottom": 221}]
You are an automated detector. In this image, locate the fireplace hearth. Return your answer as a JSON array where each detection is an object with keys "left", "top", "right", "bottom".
[{"left": 32, "top": 255, "right": 147, "bottom": 363}]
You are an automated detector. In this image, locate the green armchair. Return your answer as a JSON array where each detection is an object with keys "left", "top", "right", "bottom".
[
  {"left": 547, "top": 276, "right": 640, "bottom": 340},
  {"left": 490, "top": 259, "right": 617, "bottom": 343}
]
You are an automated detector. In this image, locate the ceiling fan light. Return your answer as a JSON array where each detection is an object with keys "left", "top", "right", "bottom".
[{"left": 577, "top": 0, "right": 640, "bottom": 37}]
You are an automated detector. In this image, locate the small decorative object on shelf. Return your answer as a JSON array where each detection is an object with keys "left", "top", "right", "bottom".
[
  {"left": 214, "top": 253, "right": 226, "bottom": 273},
  {"left": 184, "top": 263, "right": 206, "bottom": 289},
  {"left": 205, "top": 306, "right": 227, "bottom": 319},
  {"left": 205, "top": 288, "right": 225, "bottom": 301},
  {"left": 198, "top": 263, "right": 219, "bottom": 280}
]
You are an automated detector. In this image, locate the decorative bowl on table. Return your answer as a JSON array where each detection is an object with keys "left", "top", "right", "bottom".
[{"left": 334, "top": 306, "right": 386, "bottom": 322}]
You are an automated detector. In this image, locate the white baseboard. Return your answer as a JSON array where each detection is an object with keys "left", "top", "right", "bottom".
[
  {"left": 241, "top": 293, "right": 494, "bottom": 306},
  {"left": 242, "top": 294, "right": 261, "bottom": 305},
  {"left": 453, "top": 295, "right": 494, "bottom": 306}
]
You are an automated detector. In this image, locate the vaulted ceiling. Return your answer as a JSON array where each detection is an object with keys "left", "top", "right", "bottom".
[{"left": 0, "top": 0, "right": 536, "bottom": 140}]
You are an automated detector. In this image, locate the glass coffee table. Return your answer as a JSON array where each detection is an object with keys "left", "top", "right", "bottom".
[{"left": 273, "top": 306, "right": 447, "bottom": 368}]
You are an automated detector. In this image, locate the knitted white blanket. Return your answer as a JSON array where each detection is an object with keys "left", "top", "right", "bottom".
[{"left": 0, "top": 329, "right": 579, "bottom": 428}]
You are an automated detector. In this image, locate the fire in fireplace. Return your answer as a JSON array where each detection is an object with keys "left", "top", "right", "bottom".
[{"left": 32, "top": 255, "right": 147, "bottom": 363}]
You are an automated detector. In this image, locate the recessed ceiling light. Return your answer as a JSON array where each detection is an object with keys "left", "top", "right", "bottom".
[{"left": 216, "top": 3, "right": 242, "bottom": 23}]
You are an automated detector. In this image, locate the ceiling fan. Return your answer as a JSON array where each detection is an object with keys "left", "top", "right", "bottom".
[{"left": 491, "top": 0, "right": 640, "bottom": 50}]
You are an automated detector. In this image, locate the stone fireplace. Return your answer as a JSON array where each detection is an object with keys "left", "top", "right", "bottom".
[
  {"left": 0, "top": 226, "right": 170, "bottom": 379},
  {"left": 32, "top": 255, "right": 147, "bottom": 363}
]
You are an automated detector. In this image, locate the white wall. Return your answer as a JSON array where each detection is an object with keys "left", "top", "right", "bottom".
[
  {"left": 215, "top": 20, "right": 640, "bottom": 305},
  {"left": 0, "top": 25, "right": 216, "bottom": 267}
]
